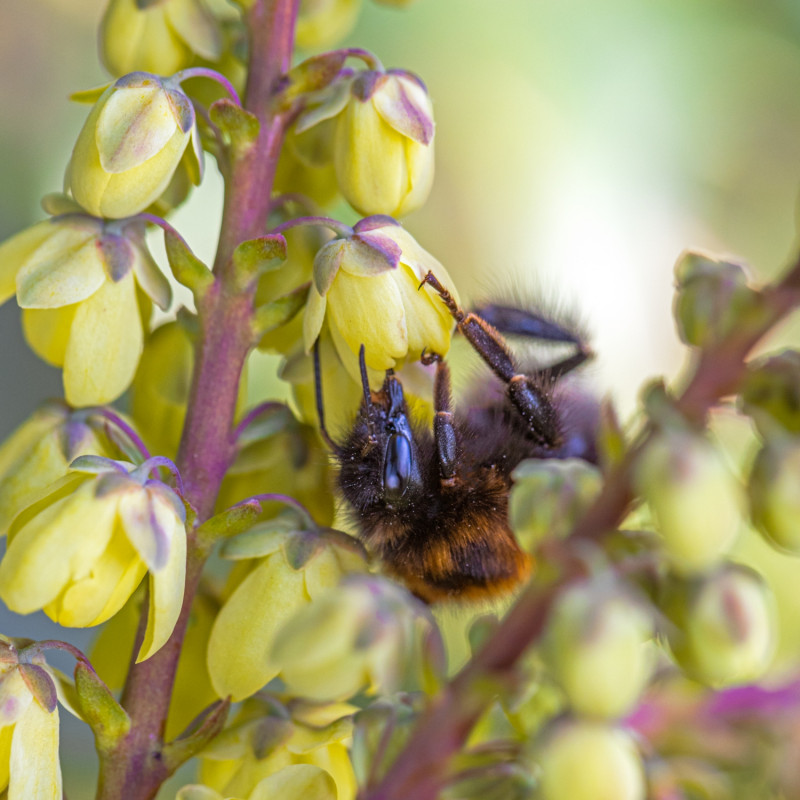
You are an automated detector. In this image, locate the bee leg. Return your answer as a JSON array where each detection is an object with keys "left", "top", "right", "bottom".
[
  {"left": 421, "top": 271, "right": 561, "bottom": 448},
  {"left": 423, "top": 350, "right": 458, "bottom": 485}
]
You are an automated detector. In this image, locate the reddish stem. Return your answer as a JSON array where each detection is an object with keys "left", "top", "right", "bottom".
[{"left": 98, "top": 2, "right": 299, "bottom": 798}]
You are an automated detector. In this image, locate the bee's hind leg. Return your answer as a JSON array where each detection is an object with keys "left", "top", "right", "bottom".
[{"left": 421, "top": 271, "right": 564, "bottom": 449}]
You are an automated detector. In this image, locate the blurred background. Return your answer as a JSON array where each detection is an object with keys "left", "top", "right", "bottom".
[{"left": 3, "top": 0, "right": 800, "bottom": 795}]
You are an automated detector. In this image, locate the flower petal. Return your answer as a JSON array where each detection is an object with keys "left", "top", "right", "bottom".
[
  {"left": 9, "top": 696, "right": 62, "bottom": 800},
  {"left": 338, "top": 233, "right": 401, "bottom": 278},
  {"left": 392, "top": 263, "right": 452, "bottom": 357},
  {"left": 206, "top": 555, "right": 309, "bottom": 701},
  {"left": 373, "top": 74, "right": 434, "bottom": 145},
  {"left": 63, "top": 270, "right": 144, "bottom": 406},
  {"left": 131, "top": 239, "right": 172, "bottom": 310},
  {"left": 327, "top": 271, "right": 407, "bottom": 370},
  {"left": 0, "top": 485, "right": 117, "bottom": 615},
  {"left": 16, "top": 228, "right": 106, "bottom": 309},
  {"left": 312, "top": 239, "right": 346, "bottom": 296},
  {"left": 96, "top": 83, "right": 178, "bottom": 173},
  {"left": 249, "top": 764, "right": 337, "bottom": 800},
  {"left": 0, "top": 221, "right": 57, "bottom": 306},
  {"left": 0, "top": 669, "right": 33, "bottom": 727},
  {"left": 22, "top": 307, "right": 77, "bottom": 367},
  {"left": 302, "top": 286, "right": 327, "bottom": 353},
  {"left": 47, "top": 518, "right": 147, "bottom": 627},
  {"left": 165, "top": 0, "right": 222, "bottom": 60},
  {"left": 136, "top": 511, "right": 186, "bottom": 662}
]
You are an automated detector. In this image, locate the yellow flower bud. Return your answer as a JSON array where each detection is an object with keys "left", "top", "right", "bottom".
[
  {"left": 543, "top": 582, "right": 654, "bottom": 719},
  {"left": 65, "top": 74, "right": 195, "bottom": 219},
  {"left": 274, "top": 121, "right": 340, "bottom": 210},
  {"left": 196, "top": 696, "right": 356, "bottom": 800},
  {"left": 303, "top": 217, "right": 458, "bottom": 380},
  {"left": 295, "top": 0, "right": 362, "bottom": 50},
  {"left": 537, "top": 720, "right": 646, "bottom": 800},
  {"left": 0, "top": 213, "right": 171, "bottom": 405},
  {"left": 207, "top": 523, "right": 368, "bottom": 701},
  {"left": 0, "top": 457, "right": 187, "bottom": 662},
  {"left": 100, "top": 0, "right": 222, "bottom": 78},
  {"left": 271, "top": 575, "right": 441, "bottom": 701},
  {"left": 0, "top": 404, "right": 120, "bottom": 536},
  {"left": 665, "top": 566, "right": 776, "bottom": 687},
  {"left": 0, "top": 639, "right": 66, "bottom": 800},
  {"left": 334, "top": 71, "right": 434, "bottom": 217},
  {"left": 635, "top": 432, "right": 742, "bottom": 575}
]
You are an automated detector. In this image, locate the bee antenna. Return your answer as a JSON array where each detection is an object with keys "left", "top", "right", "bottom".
[{"left": 313, "top": 340, "right": 342, "bottom": 454}]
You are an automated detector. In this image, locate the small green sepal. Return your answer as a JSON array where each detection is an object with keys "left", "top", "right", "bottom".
[
  {"left": 74, "top": 661, "right": 131, "bottom": 752},
  {"left": 280, "top": 52, "right": 349, "bottom": 109},
  {"left": 195, "top": 500, "right": 265, "bottom": 549},
  {"left": 164, "top": 228, "right": 214, "bottom": 297},
  {"left": 209, "top": 98, "right": 260, "bottom": 153},
  {"left": 253, "top": 283, "right": 310, "bottom": 340},
  {"left": 163, "top": 698, "right": 231, "bottom": 773},
  {"left": 232, "top": 234, "right": 288, "bottom": 290}
]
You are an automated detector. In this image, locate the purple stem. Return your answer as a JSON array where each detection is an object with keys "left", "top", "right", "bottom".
[
  {"left": 232, "top": 401, "right": 288, "bottom": 440},
  {"left": 137, "top": 456, "right": 185, "bottom": 496},
  {"left": 87, "top": 407, "right": 151, "bottom": 461},
  {"left": 172, "top": 67, "right": 242, "bottom": 106},
  {"left": 270, "top": 215, "right": 353, "bottom": 238},
  {"left": 235, "top": 491, "right": 314, "bottom": 524},
  {"left": 29, "top": 639, "right": 92, "bottom": 668}
]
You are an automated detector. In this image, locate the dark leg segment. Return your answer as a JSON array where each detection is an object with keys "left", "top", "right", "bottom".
[
  {"left": 421, "top": 271, "right": 563, "bottom": 448},
  {"left": 313, "top": 340, "right": 342, "bottom": 453},
  {"left": 424, "top": 353, "right": 458, "bottom": 484}
]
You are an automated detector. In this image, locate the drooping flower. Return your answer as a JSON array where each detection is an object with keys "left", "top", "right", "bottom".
[
  {"left": 0, "top": 637, "right": 78, "bottom": 800},
  {"left": 0, "top": 208, "right": 171, "bottom": 405},
  {"left": 302, "top": 216, "right": 458, "bottom": 381},
  {"left": 100, "top": 0, "right": 222, "bottom": 78},
  {"left": 194, "top": 696, "right": 356, "bottom": 800},
  {"left": 65, "top": 73, "right": 197, "bottom": 219},
  {"left": 0, "top": 403, "right": 123, "bottom": 536},
  {"left": 271, "top": 575, "right": 444, "bottom": 702},
  {"left": 295, "top": 0, "right": 362, "bottom": 50},
  {"left": 207, "top": 518, "right": 368, "bottom": 701},
  {"left": 0, "top": 456, "right": 187, "bottom": 662}
]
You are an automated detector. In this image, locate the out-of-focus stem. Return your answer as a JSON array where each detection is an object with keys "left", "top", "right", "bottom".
[
  {"left": 97, "top": 2, "right": 300, "bottom": 798},
  {"left": 364, "top": 253, "right": 800, "bottom": 800}
]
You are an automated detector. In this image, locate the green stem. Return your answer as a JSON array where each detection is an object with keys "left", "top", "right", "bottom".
[{"left": 96, "top": 2, "right": 300, "bottom": 798}]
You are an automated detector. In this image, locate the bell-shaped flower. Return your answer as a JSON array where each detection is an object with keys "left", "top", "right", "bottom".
[
  {"left": 178, "top": 764, "right": 338, "bottom": 800},
  {"left": 100, "top": 0, "right": 222, "bottom": 78},
  {"left": 0, "top": 637, "right": 80, "bottom": 800},
  {"left": 207, "top": 516, "right": 368, "bottom": 702},
  {"left": 0, "top": 456, "right": 187, "bottom": 662},
  {"left": 271, "top": 575, "right": 444, "bottom": 702},
  {"left": 302, "top": 216, "right": 458, "bottom": 379},
  {"left": 329, "top": 70, "right": 434, "bottom": 217},
  {"left": 65, "top": 73, "right": 196, "bottom": 219},
  {"left": 194, "top": 695, "right": 356, "bottom": 800},
  {"left": 0, "top": 209, "right": 171, "bottom": 405},
  {"left": 0, "top": 403, "right": 124, "bottom": 536}
]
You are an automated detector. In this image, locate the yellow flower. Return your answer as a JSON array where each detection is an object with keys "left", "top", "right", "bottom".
[
  {"left": 179, "top": 764, "right": 338, "bottom": 800},
  {"left": 295, "top": 0, "right": 361, "bottom": 50},
  {"left": 0, "top": 403, "right": 120, "bottom": 537},
  {"left": 65, "top": 73, "right": 196, "bottom": 219},
  {"left": 100, "top": 0, "right": 222, "bottom": 78},
  {"left": 207, "top": 521, "right": 367, "bottom": 701},
  {"left": 0, "top": 211, "right": 171, "bottom": 405},
  {"left": 271, "top": 575, "right": 442, "bottom": 702},
  {"left": 333, "top": 71, "right": 434, "bottom": 217},
  {"left": 195, "top": 696, "right": 355, "bottom": 800},
  {"left": 0, "top": 638, "right": 76, "bottom": 800},
  {"left": 0, "top": 456, "right": 186, "bottom": 662},
  {"left": 302, "top": 216, "right": 458, "bottom": 379}
]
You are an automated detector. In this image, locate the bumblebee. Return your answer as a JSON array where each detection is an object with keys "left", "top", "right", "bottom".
[{"left": 315, "top": 273, "right": 598, "bottom": 603}]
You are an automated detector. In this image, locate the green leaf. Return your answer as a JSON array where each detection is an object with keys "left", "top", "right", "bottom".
[
  {"left": 164, "top": 228, "right": 214, "bottom": 297},
  {"left": 209, "top": 98, "right": 259, "bottom": 153},
  {"left": 163, "top": 698, "right": 231, "bottom": 773},
  {"left": 232, "top": 234, "right": 287, "bottom": 289},
  {"left": 279, "top": 52, "right": 348, "bottom": 109}
]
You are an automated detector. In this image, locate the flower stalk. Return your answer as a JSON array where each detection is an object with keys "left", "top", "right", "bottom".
[{"left": 95, "top": 1, "right": 301, "bottom": 797}]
